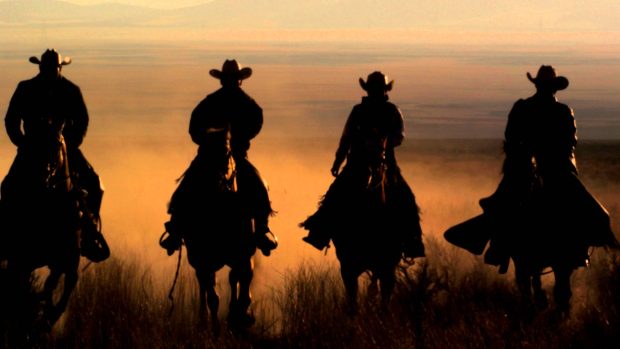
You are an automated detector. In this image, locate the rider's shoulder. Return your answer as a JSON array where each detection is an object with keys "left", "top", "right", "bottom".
[
  {"left": 513, "top": 98, "right": 529, "bottom": 107},
  {"left": 59, "top": 77, "right": 83, "bottom": 93},
  {"left": 384, "top": 101, "right": 401, "bottom": 113},
  {"left": 206, "top": 87, "right": 256, "bottom": 102},
  {"left": 554, "top": 101, "right": 573, "bottom": 114},
  {"left": 16, "top": 77, "right": 37, "bottom": 89}
]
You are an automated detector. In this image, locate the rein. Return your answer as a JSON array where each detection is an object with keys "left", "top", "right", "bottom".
[{"left": 167, "top": 242, "right": 183, "bottom": 316}]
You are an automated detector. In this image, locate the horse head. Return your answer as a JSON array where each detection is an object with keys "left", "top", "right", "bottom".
[{"left": 204, "top": 126, "right": 237, "bottom": 193}]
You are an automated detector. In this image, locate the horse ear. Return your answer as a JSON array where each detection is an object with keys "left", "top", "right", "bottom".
[{"left": 386, "top": 80, "right": 394, "bottom": 92}]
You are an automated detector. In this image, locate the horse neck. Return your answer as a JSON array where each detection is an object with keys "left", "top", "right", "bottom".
[
  {"left": 38, "top": 134, "right": 72, "bottom": 192},
  {"left": 198, "top": 145, "right": 237, "bottom": 193}
]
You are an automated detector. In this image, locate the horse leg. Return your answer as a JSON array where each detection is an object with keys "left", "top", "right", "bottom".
[
  {"left": 42, "top": 268, "right": 62, "bottom": 304},
  {"left": 514, "top": 259, "right": 533, "bottom": 301},
  {"left": 531, "top": 272, "right": 548, "bottom": 310},
  {"left": 196, "top": 269, "right": 220, "bottom": 335},
  {"left": 228, "top": 259, "right": 254, "bottom": 328},
  {"left": 228, "top": 266, "right": 239, "bottom": 323},
  {"left": 553, "top": 266, "right": 572, "bottom": 315},
  {"left": 377, "top": 268, "right": 395, "bottom": 313},
  {"left": 44, "top": 266, "right": 78, "bottom": 330},
  {"left": 340, "top": 266, "right": 359, "bottom": 315}
]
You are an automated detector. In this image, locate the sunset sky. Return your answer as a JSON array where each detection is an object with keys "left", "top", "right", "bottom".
[
  {"left": 0, "top": 0, "right": 619, "bottom": 313},
  {"left": 1, "top": 0, "right": 619, "bottom": 140}
]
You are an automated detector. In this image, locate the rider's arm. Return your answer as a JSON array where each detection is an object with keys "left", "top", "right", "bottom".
[
  {"left": 64, "top": 85, "right": 89, "bottom": 149},
  {"left": 390, "top": 106, "right": 405, "bottom": 148},
  {"left": 560, "top": 104, "right": 578, "bottom": 172},
  {"left": 561, "top": 104, "right": 577, "bottom": 151},
  {"left": 502, "top": 99, "right": 534, "bottom": 185},
  {"left": 189, "top": 101, "right": 207, "bottom": 146},
  {"left": 332, "top": 108, "right": 356, "bottom": 175},
  {"left": 246, "top": 99, "right": 263, "bottom": 141},
  {"left": 5, "top": 82, "right": 26, "bottom": 147}
]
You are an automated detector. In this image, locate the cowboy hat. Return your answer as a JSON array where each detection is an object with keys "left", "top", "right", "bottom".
[
  {"left": 29, "top": 49, "right": 71, "bottom": 66},
  {"left": 527, "top": 65, "right": 569, "bottom": 91},
  {"left": 209, "top": 59, "right": 252, "bottom": 80},
  {"left": 359, "top": 71, "right": 394, "bottom": 92}
]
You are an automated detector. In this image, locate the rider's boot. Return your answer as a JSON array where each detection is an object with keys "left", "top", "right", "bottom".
[
  {"left": 300, "top": 213, "right": 331, "bottom": 251},
  {"left": 160, "top": 221, "right": 182, "bottom": 256},
  {"left": 302, "top": 232, "right": 330, "bottom": 251},
  {"left": 254, "top": 218, "right": 278, "bottom": 256}
]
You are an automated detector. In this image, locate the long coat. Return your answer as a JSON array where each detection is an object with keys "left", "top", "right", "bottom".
[{"left": 446, "top": 93, "right": 617, "bottom": 272}]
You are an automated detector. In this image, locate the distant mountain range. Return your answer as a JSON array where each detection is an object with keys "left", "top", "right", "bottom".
[{"left": 0, "top": 0, "right": 617, "bottom": 31}]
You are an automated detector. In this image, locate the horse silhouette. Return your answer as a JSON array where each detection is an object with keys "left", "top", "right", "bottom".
[
  {"left": 163, "top": 127, "right": 265, "bottom": 334},
  {"left": 0, "top": 127, "right": 82, "bottom": 334},
  {"left": 303, "top": 127, "right": 422, "bottom": 313},
  {"left": 444, "top": 158, "right": 618, "bottom": 314}
]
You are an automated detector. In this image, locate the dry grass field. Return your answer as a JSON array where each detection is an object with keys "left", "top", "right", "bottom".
[{"left": 2, "top": 139, "right": 619, "bottom": 348}]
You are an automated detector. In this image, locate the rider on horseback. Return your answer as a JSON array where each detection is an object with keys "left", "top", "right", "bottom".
[
  {"left": 1, "top": 49, "right": 107, "bottom": 262},
  {"left": 162, "top": 59, "right": 277, "bottom": 256},
  {"left": 301, "top": 71, "right": 425, "bottom": 260},
  {"left": 456, "top": 65, "right": 618, "bottom": 312}
]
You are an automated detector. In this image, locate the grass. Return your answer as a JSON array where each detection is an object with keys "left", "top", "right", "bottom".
[
  {"left": 2, "top": 236, "right": 618, "bottom": 349},
  {"left": 2, "top": 139, "right": 619, "bottom": 348}
]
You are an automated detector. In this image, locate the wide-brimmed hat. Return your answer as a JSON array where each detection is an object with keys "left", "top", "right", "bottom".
[
  {"left": 359, "top": 71, "right": 394, "bottom": 92},
  {"left": 29, "top": 49, "right": 71, "bottom": 66},
  {"left": 209, "top": 59, "right": 252, "bottom": 80},
  {"left": 527, "top": 65, "right": 569, "bottom": 90}
]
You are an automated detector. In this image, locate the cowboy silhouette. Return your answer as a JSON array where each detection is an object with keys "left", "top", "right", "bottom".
[
  {"left": 446, "top": 65, "right": 618, "bottom": 313},
  {"left": 162, "top": 59, "right": 277, "bottom": 256},
  {"left": 301, "top": 71, "right": 424, "bottom": 259},
  {"left": 1, "top": 49, "right": 106, "bottom": 262}
]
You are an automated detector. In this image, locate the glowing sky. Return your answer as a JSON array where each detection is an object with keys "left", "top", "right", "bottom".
[
  {"left": 1, "top": 0, "right": 619, "bottom": 138},
  {"left": 63, "top": 0, "right": 210, "bottom": 8},
  {"left": 0, "top": 0, "right": 616, "bottom": 32}
]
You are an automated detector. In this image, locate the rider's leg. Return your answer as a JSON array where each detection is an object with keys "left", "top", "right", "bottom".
[
  {"left": 67, "top": 148, "right": 103, "bottom": 215},
  {"left": 235, "top": 158, "right": 277, "bottom": 255},
  {"left": 390, "top": 177, "right": 424, "bottom": 259}
]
